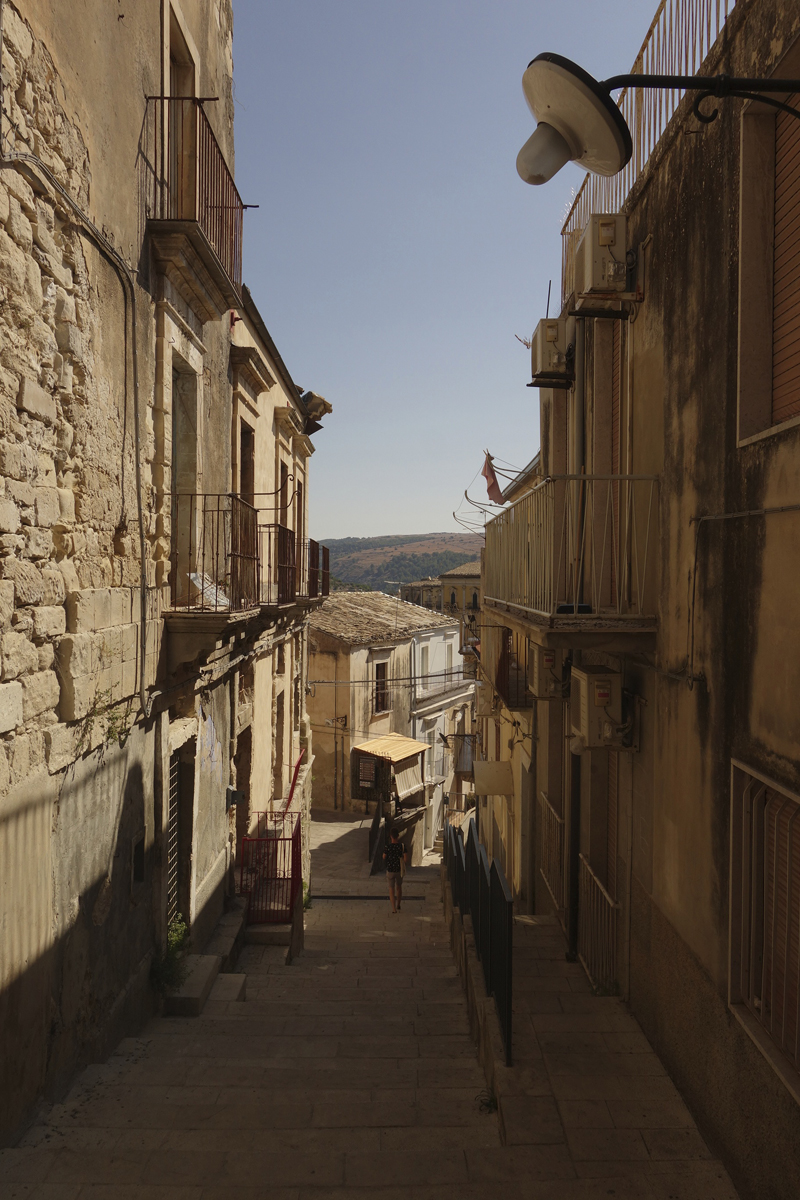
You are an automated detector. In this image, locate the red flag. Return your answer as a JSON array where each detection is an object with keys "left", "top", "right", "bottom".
[{"left": 481, "top": 453, "right": 505, "bottom": 504}]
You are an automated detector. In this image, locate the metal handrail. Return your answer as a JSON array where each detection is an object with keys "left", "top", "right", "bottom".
[
  {"left": 577, "top": 852, "right": 619, "bottom": 993},
  {"left": 539, "top": 790, "right": 566, "bottom": 916},
  {"left": 443, "top": 816, "right": 512, "bottom": 1065},
  {"left": 561, "top": 0, "right": 737, "bottom": 304}
]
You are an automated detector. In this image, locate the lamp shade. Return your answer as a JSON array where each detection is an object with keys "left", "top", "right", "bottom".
[{"left": 518, "top": 53, "right": 632, "bottom": 184}]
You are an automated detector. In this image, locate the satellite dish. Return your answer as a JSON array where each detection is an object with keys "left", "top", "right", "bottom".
[{"left": 517, "top": 53, "right": 632, "bottom": 185}]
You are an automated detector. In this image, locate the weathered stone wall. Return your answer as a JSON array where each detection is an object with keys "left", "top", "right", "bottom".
[{"left": 0, "top": 0, "right": 239, "bottom": 1144}]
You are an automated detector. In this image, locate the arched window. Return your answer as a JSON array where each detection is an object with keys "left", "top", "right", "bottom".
[
  {"left": 472, "top": 591, "right": 478, "bottom": 610},
  {"left": 450, "top": 590, "right": 456, "bottom": 607}
]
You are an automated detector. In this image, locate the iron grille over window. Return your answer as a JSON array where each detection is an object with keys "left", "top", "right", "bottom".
[{"left": 731, "top": 763, "right": 800, "bottom": 1079}]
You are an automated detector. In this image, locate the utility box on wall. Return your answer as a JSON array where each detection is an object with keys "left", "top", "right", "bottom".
[
  {"left": 531, "top": 317, "right": 570, "bottom": 381},
  {"left": 570, "top": 665, "right": 623, "bottom": 747},
  {"left": 528, "top": 645, "right": 566, "bottom": 699},
  {"left": 574, "top": 213, "right": 627, "bottom": 303}
]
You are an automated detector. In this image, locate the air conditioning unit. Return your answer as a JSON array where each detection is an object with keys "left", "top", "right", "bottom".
[
  {"left": 531, "top": 317, "right": 570, "bottom": 382},
  {"left": 574, "top": 214, "right": 627, "bottom": 305},
  {"left": 570, "top": 665, "right": 623, "bottom": 747},
  {"left": 528, "top": 645, "right": 565, "bottom": 699}
]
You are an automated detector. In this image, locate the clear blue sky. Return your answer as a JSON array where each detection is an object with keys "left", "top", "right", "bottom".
[{"left": 232, "top": 2, "right": 649, "bottom": 540}]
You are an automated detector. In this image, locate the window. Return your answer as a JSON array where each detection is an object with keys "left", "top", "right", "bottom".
[
  {"left": 738, "top": 62, "right": 800, "bottom": 442},
  {"left": 374, "top": 661, "right": 389, "bottom": 713},
  {"left": 279, "top": 461, "right": 289, "bottom": 526},
  {"left": 239, "top": 421, "right": 255, "bottom": 504},
  {"left": 730, "top": 762, "right": 800, "bottom": 1089},
  {"left": 471, "top": 591, "right": 478, "bottom": 610},
  {"left": 450, "top": 590, "right": 457, "bottom": 608},
  {"left": 772, "top": 95, "right": 800, "bottom": 427}
]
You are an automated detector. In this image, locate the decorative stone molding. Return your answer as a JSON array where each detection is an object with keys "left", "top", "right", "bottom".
[{"left": 230, "top": 344, "right": 275, "bottom": 395}]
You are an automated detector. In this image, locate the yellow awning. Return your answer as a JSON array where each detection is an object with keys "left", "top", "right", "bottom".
[
  {"left": 472, "top": 760, "right": 515, "bottom": 797},
  {"left": 352, "top": 732, "right": 429, "bottom": 763}
]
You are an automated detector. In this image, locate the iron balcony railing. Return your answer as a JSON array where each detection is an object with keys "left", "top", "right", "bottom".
[
  {"left": 484, "top": 475, "right": 658, "bottom": 623},
  {"left": 169, "top": 503, "right": 328, "bottom": 613},
  {"left": 577, "top": 853, "right": 619, "bottom": 994},
  {"left": 561, "top": 0, "right": 737, "bottom": 304},
  {"left": 258, "top": 523, "right": 296, "bottom": 607},
  {"left": 414, "top": 667, "right": 467, "bottom": 705},
  {"left": 169, "top": 493, "right": 258, "bottom": 613},
  {"left": 539, "top": 791, "right": 566, "bottom": 920},
  {"left": 144, "top": 96, "right": 244, "bottom": 293}
]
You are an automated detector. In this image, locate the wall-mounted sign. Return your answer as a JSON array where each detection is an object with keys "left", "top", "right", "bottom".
[{"left": 359, "top": 756, "right": 376, "bottom": 787}]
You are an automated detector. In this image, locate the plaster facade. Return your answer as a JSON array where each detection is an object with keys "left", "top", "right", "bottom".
[{"left": 479, "top": 3, "right": 800, "bottom": 1195}]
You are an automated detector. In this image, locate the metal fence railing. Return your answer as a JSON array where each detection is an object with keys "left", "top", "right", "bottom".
[
  {"left": 484, "top": 475, "right": 658, "bottom": 622},
  {"left": 321, "top": 546, "right": 330, "bottom": 597},
  {"left": 560, "top": 0, "right": 737, "bottom": 305},
  {"left": 239, "top": 811, "right": 301, "bottom": 925},
  {"left": 539, "top": 791, "right": 566, "bottom": 919},
  {"left": 444, "top": 815, "right": 512, "bottom": 1064},
  {"left": 258, "top": 523, "right": 296, "bottom": 606},
  {"left": 144, "top": 96, "right": 244, "bottom": 294},
  {"left": 169, "top": 493, "right": 258, "bottom": 613},
  {"left": 577, "top": 853, "right": 618, "bottom": 993}
]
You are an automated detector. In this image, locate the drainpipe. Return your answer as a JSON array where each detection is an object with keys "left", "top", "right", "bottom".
[
  {"left": 574, "top": 318, "right": 587, "bottom": 609},
  {"left": 566, "top": 748, "right": 581, "bottom": 961},
  {"left": 574, "top": 318, "right": 586, "bottom": 474}
]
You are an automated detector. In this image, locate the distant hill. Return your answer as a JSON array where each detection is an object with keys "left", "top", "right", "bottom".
[{"left": 323, "top": 532, "right": 483, "bottom": 594}]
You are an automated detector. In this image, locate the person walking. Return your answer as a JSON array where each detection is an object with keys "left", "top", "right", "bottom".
[{"left": 383, "top": 826, "right": 408, "bottom": 913}]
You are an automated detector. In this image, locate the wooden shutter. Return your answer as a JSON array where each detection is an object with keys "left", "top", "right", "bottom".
[
  {"left": 772, "top": 95, "right": 800, "bottom": 425},
  {"left": 760, "top": 788, "right": 800, "bottom": 1068},
  {"left": 607, "top": 749, "right": 618, "bottom": 900}
]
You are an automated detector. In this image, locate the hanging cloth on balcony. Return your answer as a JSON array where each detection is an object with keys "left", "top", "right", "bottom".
[{"left": 481, "top": 452, "right": 505, "bottom": 505}]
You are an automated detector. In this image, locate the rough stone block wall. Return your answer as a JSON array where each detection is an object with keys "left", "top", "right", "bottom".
[{"left": 0, "top": 6, "right": 159, "bottom": 781}]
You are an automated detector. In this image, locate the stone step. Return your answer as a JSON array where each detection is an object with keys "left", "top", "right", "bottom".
[
  {"left": 207, "top": 973, "right": 246, "bottom": 1003},
  {"left": 204, "top": 898, "right": 247, "bottom": 970},
  {"left": 245, "top": 922, "right": 292, "bottom": 945},
  {"left": 163, "top": 954, "right": 221, "bottom": 1017}
]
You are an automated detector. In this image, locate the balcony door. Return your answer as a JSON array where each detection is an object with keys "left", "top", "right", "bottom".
[
  {"left": 168, "top": 11, "right": 196, "bottom": 221},
  {"left": 171, "top": 361, "right": 199, "bottom": 607}
]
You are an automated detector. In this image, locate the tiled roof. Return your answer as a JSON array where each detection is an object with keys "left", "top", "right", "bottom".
[
  {"left": 310, "top": 591, "right": 455, "bottom": 646},
  {"left": 439, "top": 561, "right": 482, "bottom": 578}
]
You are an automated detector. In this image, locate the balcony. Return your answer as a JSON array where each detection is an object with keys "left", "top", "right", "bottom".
[
  {"left": 258, "top": 526, "right": 330, "bottom": 608},
  {"left": 169, "top": 493, "right": 259, "bottom": 616},
  {"left": 143, "top": 96, "right": 243, "bottom": 320},
  {"left": 167, "top": 499, "right": 330, "bottom": 617},
  {"left": 484, "top": 475, "right": 658, "bottom": 635},
  {"left": 413, "top": 667, "right": 469, "bottom": 708}
]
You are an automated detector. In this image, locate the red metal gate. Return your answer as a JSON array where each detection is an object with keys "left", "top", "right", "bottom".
[{"left": 239, "top": 812, "right": 301, "bottom": 925}]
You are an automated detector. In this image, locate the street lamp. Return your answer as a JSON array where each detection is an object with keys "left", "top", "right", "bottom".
[{"left": 517, "top": 52, "right": 800, "bottom": 185}]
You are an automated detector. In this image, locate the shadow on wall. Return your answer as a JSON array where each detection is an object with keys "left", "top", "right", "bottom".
[{"left": 0, "top": 741, "right": 156, "bottom": 1147}]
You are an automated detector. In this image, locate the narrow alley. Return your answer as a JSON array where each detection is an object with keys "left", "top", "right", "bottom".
[{"left": 3, "top": 814, "right": 739, "bottom": 1199}]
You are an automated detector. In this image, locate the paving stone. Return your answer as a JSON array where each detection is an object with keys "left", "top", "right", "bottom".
[{"left": 3, "top": 812, "right": 737, "bottom": 1199}]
